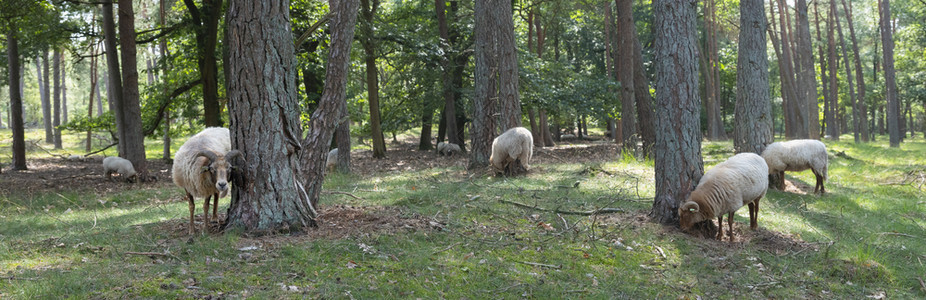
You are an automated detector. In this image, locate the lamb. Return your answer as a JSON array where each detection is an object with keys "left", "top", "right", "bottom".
[
  {"left": 437, "top": 142, "right": 462, "bottom": 156},
  {"left": 171, "top": 127, "right": 242, "bottom": 235},
  {"left": 326, "top": 148, "right": 338, "bottom": 171},
  {"left": 679, "top": 153, "right": 768, "bottom": 242},
  {"left": 102, "top": 156, "right": 137, "bottom": 182},
  {"left": 490, "top": 127, "right": 533, "bottom": 176},
  {"left": 761, "top": 139, "right": 828, "bottom": 194}
]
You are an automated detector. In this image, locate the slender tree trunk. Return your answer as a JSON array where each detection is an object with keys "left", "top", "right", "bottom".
[
  {"left": 160, "top": 0, "right": 171, "bottom": 159},
  {"left": 39, "top": 52, "right": 52, "bottom": 143},
  {"left": 734, "top": 0, "right": 772, "bottom": 155},
  {"left": 119, "top": 0, "right": 149, "bottom": 179},
  {"left": 651, "top": 0, "right": 703, "bottom": 225},
  {"left": 102, "top": 2, "right": 126, "bottom": 156},
  {"left": 880, "top": 0, "right": 900, "bottom": 147},
  {"left": 8, "top": 28, "right": 26, "bottom": 170},
  {"left": 616, "top": 0, "right": 637, "bottom": 151},
  {"left": 841, "top": 0, "right": 868, "bottom": 142},
  {"left": 702, "top": 0, "right": 725, "bottom": 141},
  {"left": 631, "top": 18, "right": 655, "bottom": 155},
  {"left": 62, "top": 58, "right": 68, "bottom": 124},
  {"left": 53, "top": 50, "right": 62, "bottom": 149},
  {"left": 419, "top": 107, "right": 434, "bottom": 150},
  {"left": 470, "top": 0, "right": 498, "bottom": 169},
  {"left": 87, "top": 39, "right": 98, "bottom": 152},
  {"left": 435, "top": 0, "right": 461, "bottom": 148},
  {"left": 795, "top": 0, "right": 819, "bottom": 139},
  {"left": 826, "top": 2, "right": 840, "bottom": 140},
  {"left": 833, "top": 0, "right": 859, "bottom": 143},
  {"left": 360, "top": 0, "right": 386, "bottom": 158},
  {"left": 773, "top": 0, "right": 807, "bottom": 139},
  {"left": 182, "top": 0, "right": 224, "bottom": 127},
  {"left": 527, "top": 108, "right": 542, "bottom": 147},
  {"left": 540, "top": 110, "right": 554, "bottom": 146},
  {"left": 496, "top": 0, "right": 521, "bottom": 130},
  {"left": 336, "top": 98, "right": 351, "bottom": 173},
  {"left": 814, "top": 0, "right": 831, "bottom": 140}
]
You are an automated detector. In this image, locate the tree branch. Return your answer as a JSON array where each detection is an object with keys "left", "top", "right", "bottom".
[
  {"left": 143, "top": 79, "right": 203, "bottom": 136},
  {"left": 135, "top": 21, "right": 187, "bottom": 44},
  {"left": 499, "top": 199, "right": 624, "bottom": 215},
  {"left": 294, "top": 13, "right": 332, "bottom": 49}
]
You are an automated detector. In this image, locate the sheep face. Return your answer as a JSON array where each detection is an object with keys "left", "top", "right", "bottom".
[
  {"left": 198, "top": 150, "right": 242, "bottom": 195},
  {"left": 678, "top": 201, "right": 707, "bottom": 231}
]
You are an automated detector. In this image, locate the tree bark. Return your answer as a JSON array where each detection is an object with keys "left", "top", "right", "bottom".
[
  {"left": 435, "top": 0, "right": 462, "bottom": 148},
  {"left": 772, "top": 0, "right": 807, "bottom": 139},
  {"left": 826, "top": 1, "right": 840, "bottom": 140},
  {"left": 336, "top": 98, "right": 351, "bottom": 173},
  {"left": 833, "top": 0, "right": 859, "bottom": 143},
  {"left": 496, "top": 0, "right": 521, "bottom": 130},
  {"left": 527, "top": 108, "right": 542, "bottom": 147},
  {"left": 616, "top": 0, "right": 637, "bottom": 151},
  {"left": 840, "top": 0, "right": 868, "bottom": 142},
  {"left": 102, "top": 2, "right": 126, "bottom": 156},
  {"left": 651, "top": 0, "right": 703, "bottom": 225},
  {"left": 87, "top": 35, "right": 98, "bottom": 152},
  {"left": 880, "top": 0, "right": 900, "bottom": 147},
  {"left": 795, "top": 0, "right": 819, "bottom": 139},
  {"left": 470, "top": 0, "right": 498, "bottom": 170},
  {"left": 631, "top": 17, "right": 655, "bottom": 156},
  {"left": 160, "top": 0, "right": 171, "bottom": 159},
  {"left": 38, "top": 52, "right": 53, "bottom": 144},
  {"left": 119, "top": 0, "right": 149, "bottom": 179},
  {"left": 62, "top": 56, "right": 68, "bottom": 125},
  {"left": 539, "top": 110, "right": 554, "bottom": 146},
  {"left": 734, "top": 0, "right": 772, "bottom": 155},
  {"left": 813, "top": 0, "right": 831, "bottom": 139},
  {"left": 53, "top": 49, "right": 62, "bottom": 149},
  {"left": 360, "top": 0, "right": 386, "bottom": 158},
  {"left": 419, "top": 106, "right": 434, "bottom": 150},
  {"left": 702, "top": 0, "right": 725, "bottom": 141},
  {"left": 8, "top": 28, "right": 26, "bottom": 170},
  {"left": 182, "top": 0, "right": 224, "bottom": 127}
]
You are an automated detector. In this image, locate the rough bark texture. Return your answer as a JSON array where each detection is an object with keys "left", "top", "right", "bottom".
[
  {"left": 119, "top": 0, "right": 149, "bottom": 179},
  {"left": 361, "top": 0, "right": 386, "bottom": 158},
  {"left": 8, "top": 28, "right": 26, "bottom": 170},
  {"left": 102, "top": 2, "right": 126, "bottom": 156},
  {"left": 182, "top": 0, "right": 224, "bottom": 127},
  {"left": 702, "top": 0, "right": 725, "bottom": 141},
  {"left": 879, "top": 0, "right": 900, "bottom": 146},
  {"left": 842, "top": 0, "right": 868, "bottom": 142},
  {"left": 470, "top": 0, "right": 498, "bottom": 170},
  {"left": 496, "top": 0, "right": 521, "bottom": 130},
  {"left": 53, "top": 50, "right": 62, "bottom": 149},
  {"left": 651, "top": 0, "right": 703, "bottom": 225},
  {"left": 39, "top": 53, "right": 52, "bottom": 143},
  {"left": 795, "top": 0, "right": 820, "bottom": 139},
  {"left": 833, "top": 0, "right": 859, "bottom": 143},
  {"left": 813, "top": 0, "right": 831, "bottom": 139},
  {"left": 826, "top": 2, "right": 840, "bottom": 139},
  {"left": 419, "top": 107, "right": 434, "bottom": 150},
  {"left": 616, "top": 0, "right": 637, "bottom": 151},
  {"left": 631, "top": 19, "right": 655, "bottom": 156},
  {"left": 336, "top": 99, "right": 351, "bottom": 173},
  {"left": 539, "top": 110, "right": 554, "bottom": 146},
  {"left": 527, "top": 108, "right": 542, "bottom": 147},
  {"left": 734, "top": 0, "right": 772, "bottom": 155},
  {"left": 435, "top": 0, "right": 461, "bottom": 149}
]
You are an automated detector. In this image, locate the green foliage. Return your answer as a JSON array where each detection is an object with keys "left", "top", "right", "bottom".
[{"left": 59, "top": 111, "right": 116, "bottom": 138}]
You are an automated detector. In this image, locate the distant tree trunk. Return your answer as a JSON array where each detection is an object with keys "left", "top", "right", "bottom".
[
  {"left": 62, "top": 58, "right": 68, "bottom": 124},
  {"left": 770, "top": 0, "right": 806, "bottom": 139},
  {"left": 841, "top": 0, "right": 868, "bottom": 142},
  {"left": 702, "top": 0, "right": 725, "bottom": 141},
  {"left": 8, "top": 28, "right": 26, "bottom": 170},
  {"left": 470, "top": 0, "right": 498, "bottom": 169},
  {"left": 419, "top": 107, "right": 433, "bottom": 150},
  {"left": 118, "top": 0, "right": 149, "bottom": 179},
  {"left": 53, "top": 50, "right": 62, "bottom": 149},
  {"left": 651, "top": 0, "right": 703, "bottom": 225},
  {"left": 102, "top": 2, "right": 126, "bottom": 156},
  {"left": 616, "top": 0, "right": 637, "bottom": 151},
  {"left": 826, "top": 2, "right": 840, "bottom": 140},
  {"left": 527, "top": 108, "right": 542, "bottom": 147},
  {"left": 435, "top": 0, "right": 461, "bottom": 148},
  {"left": 833, "top": 0, "right": 859, "bottom": 143},
  {"left": 795, "top": 0, "right": 819, "bottom": 139},
  {"left": 540, "top": 110, "right": 554, "bottom": 146},
  {"left": 87, "top": 38, "right": 98, "bottom": 152},
  {"left": 39, "top": 52, "right": 52, "bottom": 143},
  {"left": 336, "top": 99, "right": 351, "bottom": 173},
  {"left": 631, "top": 20, "right": 655, "bottom": 155},
  {"left": 880, "top": 0, "right": 900, "bottom": 147},
  {"left": 813, "top": 0, "right": 831, "bottom": 140},
  {"left": 734, "top": 0, "right": 772, "bottom": 155},
  {"left": 160, "top": 0, "right": 171, "bottom": 159},
  {"left": 182, "top": 0, "right": 224, "bottom": 127},
  {"left": 496, "top": 0, "right": 521, "bottom": 130},
  {"left": 360, "top": 0, "right": 386, "bottom": 158}
]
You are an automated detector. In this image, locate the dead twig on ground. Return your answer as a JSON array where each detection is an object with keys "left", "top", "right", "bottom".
[
  {"left": 516, "top": 260, "right": 562, "bottom": 269},
  {"left": 876, "top": 232, "right": 918, "bottom": 239},
  {"left": 432, "top": 242, "right": 462, "bottom": 255},
  {"left": 322, "top": 191, "right": 365, "bottom": 200},
  {"left": 499, "top": 199, "right": 624, "bottom": 216},
  {"left": 125, "top": 251, "right": 180, "bottom": 260},
  {"left": 1, "top": 276, "right": 38, "bottom": 281}
]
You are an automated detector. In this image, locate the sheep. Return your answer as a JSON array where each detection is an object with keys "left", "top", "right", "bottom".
[
  {"left": 326, "top": 148, "right": 338, "bottom": 171},
  {"left": 171, "top": 127, "right": 242, "bottom": 235},
  {"left": 679, "top": 153, "right": 768, "bottom": 242},
  {"left": 102, "top": 156, "right": 137, "bottom": 182},
  {"left": 490, "top": 127, "right": 533, "bottom": 176},
  {"left": 437, "top": 142, "right": 462, "bottom": 156},
  {"left": 761, "top": 139, "right": 828, "bottom": 194}
]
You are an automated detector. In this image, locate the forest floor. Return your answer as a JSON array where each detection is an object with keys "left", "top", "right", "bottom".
[{"left": 2, "top": 129, "right": 926, "bottom": 298}]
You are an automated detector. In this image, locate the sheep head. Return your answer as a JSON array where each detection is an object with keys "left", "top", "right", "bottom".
[
  {"left": 678, "top": 201, "right": 707, "bottom": 231},
  {"left": 197, "top": 150, "right": 242, "bottom": 195}
]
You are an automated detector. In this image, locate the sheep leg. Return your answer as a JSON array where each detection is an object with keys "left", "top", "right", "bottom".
[
  {"left": 778, "top": 171, "right": 786, "bottom": 190},
  {"left": 813, "top": 172, "right": 825, "bottom": 194},
  {"left": 212, "top": 192, "right": 219, "bottom": 222},
  {"left": 748, "top": 199, "right": 760, "bottom": 230},
  {"left": 716, "top": 215, "right": 724, "bottom": 240},
  {"left": 186, "top": 192, "right": 196, "bottom": 236},
  {"left": 203, "top": 195, "right": 212, "bottom": 232},
  {"left": 727, "top": 212, "right": 735, "bottom": 242}
]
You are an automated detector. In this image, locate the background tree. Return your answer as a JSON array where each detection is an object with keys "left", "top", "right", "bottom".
[
  {"left": 182, "top": 0, "right": 224, "bottom": 127},
  {"left": 118, "top": 0, "right": 148, "bottom": 179},
  {"left": 833, "top": 0, "right": 859, "bottom": 143},
  {"left": 795, "top": 0, "right": 819, "bottom": 140},
  {"left": 469, "top": 0, "right": 500, "bottom": 169},
  {"left": 734, "top": 0, "right": 772, "bottom": 156},
  {"left": 360, "top": 0, "right": 386, "bottom": 158},
  {"left": 615, "top": 0, "right": 637, "bottom": 151},
  {"left": 53, "top": 49, "right": 62, "bottom": 148},
  {"left": 880, "top": 0, "right": 900, "bottom": 147},
  {"left": 651, "top": 0, "right": 703, "bottom": 225},
  {"left": 701, "top": 0, "right": 725, "bottom": 141}
]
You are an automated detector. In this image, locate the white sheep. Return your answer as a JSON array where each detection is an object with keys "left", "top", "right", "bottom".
[
  {"left": 437, "top": 142, "right": 462, "bottom": 156},
  {"left": 102, "top": 156, "right": 137, "bottom": 182},
  {"left": 326, "top": 148, "right": 338, "bottom": 171},
  {"left": 172, "top": 127, "right": 241, "bottom": 235},
  {"left": 761, "top": 139, "right": 828, "bottom": 194},
  {"left": 490, "top": 127, "right": 533, "bottom": 176},
  {"left": 679, "top": 153, "right": 768, "bottom": 242}
]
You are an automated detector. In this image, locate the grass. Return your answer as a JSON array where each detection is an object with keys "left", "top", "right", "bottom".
[{"left": 2, "top": 128, "right": 926, "bottom": 298}]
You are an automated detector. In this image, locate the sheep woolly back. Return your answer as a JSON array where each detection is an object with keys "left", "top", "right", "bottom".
[
  {"left": 102, "top": 156, "right": 137, "bottom": 179},
  {"left": 172, "top": 127, "right": 231, "bottom": 198},
  {"left": 686, "top": 153, "right": 768, "bottom": 220},
  {"left": 326, "top": 148, "right": 338, "bottom": 169},
  {"left": 490, "top": 127, "right": 533, "bottom": 171},
  {"left": 437, "top": 142, "right": 461, "bottom": 155},
  {"left": 761, "top": 139, "right": 827, "bottom": 180}
]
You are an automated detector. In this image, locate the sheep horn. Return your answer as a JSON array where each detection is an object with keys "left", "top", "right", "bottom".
[
  {"left": 681, "top": 202, "right": 700, "bottom": 213},
  {"left": 196, "top": 151, "right": 218, "bottom": 166}
]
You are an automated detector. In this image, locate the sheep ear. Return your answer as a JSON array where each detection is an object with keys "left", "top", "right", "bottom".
[{"left": 201, "top": 166, "right": 210, "bottom": 173}]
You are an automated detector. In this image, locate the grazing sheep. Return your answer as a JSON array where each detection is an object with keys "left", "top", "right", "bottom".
[
  {"left": 679, "top": 153, "right": 768, "bottom": 242},
  {"left": 102, "top": 156, "right": 137, "bottom": 182},
  {"left": 67, "top": 154, "right": 84, "bottom": 161},
  {"left": 172, "top": 127, "right": 242, "bottom": 235},
  {"left": 490, "top": 127, "right": 533, "bottom": 176},
  {"left": 326, "top": 148, "right": 338, "bottom": 171},
  {"left": 761, "top": 139, "right": 828, "bottom": 194},
  {"left": 437, "top": 142, "right": 462, "bottom": 156}
]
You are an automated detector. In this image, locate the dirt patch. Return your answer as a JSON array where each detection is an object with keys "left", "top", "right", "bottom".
[{"left": 0, "top": 157, "right": 175, "bottom": 196}]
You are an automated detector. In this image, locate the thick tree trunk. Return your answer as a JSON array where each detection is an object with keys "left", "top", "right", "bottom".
[
  {"left": 651, "top": 0, "right": 703, "bottom": 225},
  {"left": 734, "top": 0, "right": 772, "bottom": 155},
  {"left": 419, "top": 107, "right": 434, "bottom": 150},
  {"left": 496, "top": 0, "right": 521, "bottom": 130},
  {"left": 53, "top": 50, "right": 62, "bottom": 149},
  {"left": 795, "top": 0, "right": 819, "bottom": 139},
  {"left": 616, "top": 0, "right": 637, "bottom": 151},
  {"left": 360, "top": 0, "right": 386, "bottom": 158},
  {"left": 880, "top": 0, "right": 900, "bottom": 147},
  {"left": 833, "top": 0, "right": 859, "bottom": 143},
  {"left": 8, "top": 28, "right": 26, "bottom": 170},
  {"left": 470, "top": 0, "right": 498, "bottom": 170},
  {"left": 39, "top": 52, "right": 52, "bottom": 143},
  {"left": 841, "top": 0, "right": 869, "bottom": 142},
  {"left": 102, "top": 2, "right": 126, "bottom": 156},
  {"left": 435, "top": 0, "right": 461, "bottom": 149},
  {"left": 119, "top": 0, "right": 149, "bottom": 179}
]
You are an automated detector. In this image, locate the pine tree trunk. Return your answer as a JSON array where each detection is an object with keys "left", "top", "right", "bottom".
[
  {"left": 160, "top": 0, "right": 171, "bottom": 159},
  {"left": 841, "top": 0, "right": 868, "bottom": 142},
  {"left": 435, "top": 0, "right": 460, "bottom": 149},
  {"left": 419, "top": 107, "right": 434, "bottom": 150},
  {"left": 651, "top": 0, "right": 703, "bottom": 225},
  {"left": 8, "top": 28, "right": 26, "bottom": 170},
  {"left": 87, "top": 39, "right": 98, "bottom": 152},
  {"left": 53, "top": 50, "right": 62, "bottom": 149},
  {"left": 795, "top": 0, "right": 819, "bottom": 139},
  {"left": 470, "top": 0, "right": 498, "bottom": 170},
  {"left": 702, "top": 0, "right": 725, "bottom": 141},
  {"left": 880, "top": 0, "right": 900, "bottom": 147},
  {"left": 336, "top": 98, "right": 351, "bottom": 173},
  {"left": 102, "top": 2, "right": 126, "bottom": 156},
  {"left": 631, "top": 19, "right": 655, "bottom": 155},
  {"left": 734, "top": 0, "right": 772, "bottom": 155},
  {"left": 360, "top": 0, "right": 386, "bottom": 158},
  {"left": 540, "top": 110, "right": 555, "bottom": 146},
  {"left": 62, "top": 57, "right": 68, "bottom": 124},
  {"left": 826, "top": 3, "right": 840, "bottom": 140},
  {"left": 814, "top": 0, "right": 832, "bottom": 139},
  {"left": 119, "top": 0, "right": 149, "bottom": 179},
  {"left": 496, "top": 0, "right": 521, "bottom": 131},
  {"left": 833, "top": 0, "right": 859, "bottom": 143},
  {"left": 39, "top": 52, "right": 52, "bottom": 143},
  {"left": 616, "top": 0, "right": 637, "bottom": 151},
  {"left": 527, "top": 108, "right": 542, "bottom": 147}
]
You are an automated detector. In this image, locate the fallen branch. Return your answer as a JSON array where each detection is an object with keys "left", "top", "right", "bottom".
[
  {"left": 0, "top": 276, "right": 38, "bottom": 281},
  {"left": 499, "top": 199, "right": 624, "bottom": 216},
  {"left": 321, "top": 191, "right": 365, "bottom": 200},
  {"left": 125, "top": 251, "right": 180, "bottom": 260},
  {"left": 432, "top": 242, "right": 462, "bottom": 255},
  {"left": 918, "top": 276, "right": 926, "bottom": 293},
  {"left": 516, "top": 260, "right": 562, "bottom": 269},
  {"left": 876, "top": 232, "right": 918, "bottom": 238}
]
